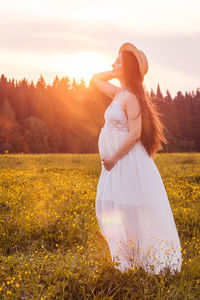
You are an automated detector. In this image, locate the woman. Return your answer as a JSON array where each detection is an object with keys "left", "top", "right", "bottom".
[{"left": 92, "top": 42, "right": 182, "bottom": 275}]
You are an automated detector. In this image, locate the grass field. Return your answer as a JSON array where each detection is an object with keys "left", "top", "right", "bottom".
[{"left": 0, "top": 153, "right": 199, "bottom": 299}]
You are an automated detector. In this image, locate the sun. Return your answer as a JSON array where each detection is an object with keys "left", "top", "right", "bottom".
[{"left": 52, "top": 51, "right": 111, "bottom": 86}]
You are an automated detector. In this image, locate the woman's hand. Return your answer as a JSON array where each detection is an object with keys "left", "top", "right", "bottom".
[{"left": 102, "top": 156, "right": 117, "bottom": 171}]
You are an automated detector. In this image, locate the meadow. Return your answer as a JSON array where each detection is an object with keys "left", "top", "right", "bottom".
[{"left": 0, "top": 153, "right": 199, "bottom": 299}]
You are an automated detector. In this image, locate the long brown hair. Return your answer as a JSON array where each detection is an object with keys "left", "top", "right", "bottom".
[{"left": 121, "top": 50, "right": 167, "bottom": 158}]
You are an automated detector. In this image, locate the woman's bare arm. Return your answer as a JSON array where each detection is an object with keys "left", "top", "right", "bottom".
[
  {"left": 111, "top": 93, "right": 142, "bottom": 164},
  {"left": 92, "top": 70, "right": 114, "bottom": 81},
  {"left": 91, "top": 71, "right": 119, "bottom": 99}
]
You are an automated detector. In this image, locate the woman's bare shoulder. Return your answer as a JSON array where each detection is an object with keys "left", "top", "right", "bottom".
[{"left": 122, "top": 90, "right": 138, "bottom": 104}]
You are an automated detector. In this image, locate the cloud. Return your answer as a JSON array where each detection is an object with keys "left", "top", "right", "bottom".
[
  {"left": 0, "top": 16, "right": 119, "bottom": 55},
  {"left": 1, "top": 15, "right": 199, "bottom": 79},
  {"left": 140, "top": 33, "right": 200, "bottom": 79}
]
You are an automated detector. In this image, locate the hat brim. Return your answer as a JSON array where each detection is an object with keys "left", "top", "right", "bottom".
[{"left": 118, "top": 42, "right": 148, "bottom": 80}]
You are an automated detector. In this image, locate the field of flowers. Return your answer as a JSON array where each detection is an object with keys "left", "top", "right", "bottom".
[{"left": 0, "top": 153, "right": 199, "bottom": 299}]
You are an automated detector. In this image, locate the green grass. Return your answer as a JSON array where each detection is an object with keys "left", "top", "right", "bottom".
[{"left": 0, "top": 153, "right": 199, "bottom": 299}]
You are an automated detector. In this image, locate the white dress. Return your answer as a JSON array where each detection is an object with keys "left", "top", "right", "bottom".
[{"left": 95, "top": 90, "right": 182, "bottom": 275}]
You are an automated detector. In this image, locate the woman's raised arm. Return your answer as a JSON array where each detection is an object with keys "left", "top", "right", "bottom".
[{"left": 91, "top": 70, "right": 120, "bottom": 99}]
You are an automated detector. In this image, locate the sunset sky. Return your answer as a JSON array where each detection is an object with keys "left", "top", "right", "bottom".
[{"left": 1, "top": 0, "right": 199, "bottom": 97}]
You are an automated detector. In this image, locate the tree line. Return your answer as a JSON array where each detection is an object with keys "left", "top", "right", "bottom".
[{"left": 0, "top": 74, "right": 199, "bottom": 154}]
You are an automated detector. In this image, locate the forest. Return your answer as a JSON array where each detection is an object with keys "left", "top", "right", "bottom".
[{"left": 0, "top": 73, "right": 199, "bottom": 154}]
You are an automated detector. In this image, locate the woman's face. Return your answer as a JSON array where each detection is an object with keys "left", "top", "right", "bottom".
[{"left": 112, "top": 53, "right": 124, "bottom": 79}]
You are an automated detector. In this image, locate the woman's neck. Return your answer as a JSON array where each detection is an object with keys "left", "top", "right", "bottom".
[{"left": 119, "top": 78, "right": 126, "bottom": 91}]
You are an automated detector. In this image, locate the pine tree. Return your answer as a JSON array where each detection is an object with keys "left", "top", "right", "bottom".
[
  {"left": 0, "top": 98, "right": 17, "bottom": 153},
  {"left": 79, "top": 77, "right": 86, "bottom": 90},
  {"left": 58, "top": 76, "right": 71, "bottom": 91},
  {"left": 0, "top": 74, "right": 7, "bottom": 86},
  {"left": 53, "top": 76, "right": 59, "bottom": 89},
  {"left": 156, "top": 83, "right": 163, "bottom": 99},
  {"left": 71, "top": 77, "right": 78, "bottom": 92},
  {"left": 150, "top": 88, "right": 155, "bottom": 98},
  {"left": 165, "top": 89, "right": 172, "bottom": 102},
  {"left": 0, "top": 98, "right": 16, "bottom": 122},
  {"left": 36, "top": 75, "right": 46, "bottom": 89}
]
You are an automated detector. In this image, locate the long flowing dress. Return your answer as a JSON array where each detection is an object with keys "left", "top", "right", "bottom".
[{"left": 95, "top": 90, "right": 182, "bottom": 275}]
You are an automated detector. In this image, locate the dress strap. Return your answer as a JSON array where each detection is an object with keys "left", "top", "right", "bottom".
[{"left": 108, "top": 90, "right": 126, "bottom": 111}]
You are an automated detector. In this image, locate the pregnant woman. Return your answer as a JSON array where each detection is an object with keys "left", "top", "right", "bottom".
[{"left": 92, "top": 42, "right": 182, "bottom": 275}]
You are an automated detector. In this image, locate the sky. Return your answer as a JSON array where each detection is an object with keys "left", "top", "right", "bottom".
[{"left": 0, "top": 0, "right": 200, "bottom": 97}]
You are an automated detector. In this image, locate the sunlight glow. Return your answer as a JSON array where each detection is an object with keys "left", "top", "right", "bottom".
[
  {"left": 0, "top": 0, "right": 199, "bottom": 94},
  {"left": 52, "top": 51, "right": 111, "bottom": 85}
]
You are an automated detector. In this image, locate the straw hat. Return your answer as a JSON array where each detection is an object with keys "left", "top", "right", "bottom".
[{"left": 118, "top": 42, "right": 148, "bottom": 80}]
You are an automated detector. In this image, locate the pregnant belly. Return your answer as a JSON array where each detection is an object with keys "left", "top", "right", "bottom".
[{"left": 98, "top": 128, "right": 128, "bottom": 159}]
